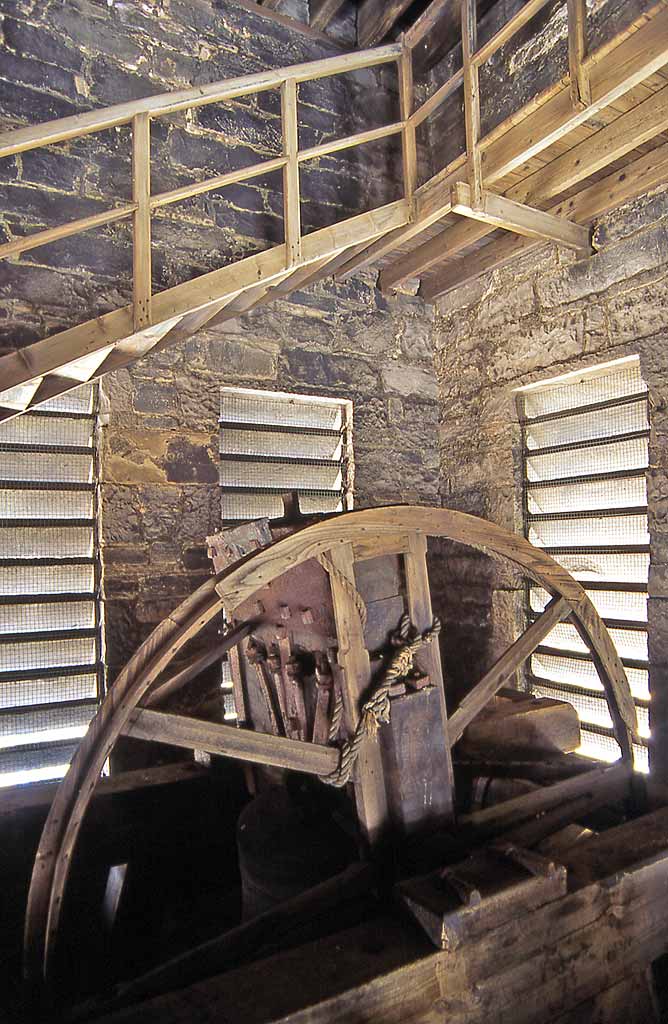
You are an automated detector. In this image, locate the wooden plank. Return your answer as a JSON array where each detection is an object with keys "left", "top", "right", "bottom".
[
  {"left": 401, "top": 531, "right": 455, "bottom": 823},
  {"left": 326, "top": 543, "right": 389, "bottom": 845},
  {"left": 461, "top": 0, "right": 483, "bottom": 206},
  {"left": 310, "top": 0, "right": 347, "bottom": 31},
  {"left": 0, "top": 203, "right": 136, "bottom": 261},
  {"left": 567, "top": 0, "right": 592, "bottom": 109},
  {"left": 460, "top": 761, "right": 632, "bottom": 837},
  {"left": 398, "top": 46, "right": 417, "bottom": 210},
  {"left": 383, "top": 66, "right": 668, "bottom": 291},
  {"left": 450, "top": 182, "right": 592, "bottom": 251},
  {"left": 298, "top": 121, "right": 404, "bottom": 163},
  {"left": 358, "top": 0, "right": 414, "bottom": 48},
  {"left": 512, "top": 83, "right": 668, "bottom": 206},
  {"left": 122, "top": 707, "right": 340, "bottom": 776},
  {"left": 132, "top": 112, "right": 152, "bottom": 331},
  {"left": 448, "top": 597, "right": 571, "bottom": 745},
  {"left": 422, "top": 140, "right": 668, "bottom": 299},
  {"left": 281, "top": 79, "right": 301, "bottom": 267},
  {"left": 150, "top": 156, "right": 288, "bottom": 209},
  {"left": 0, "top": 44, "right": 403, "bottom": 159}
]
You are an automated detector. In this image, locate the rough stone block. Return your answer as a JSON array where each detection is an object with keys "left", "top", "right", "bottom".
[
  {"left": 537, "top": 223, "right": 668, "bottom": 308},
  {"left": 381, "top": 363, "right": 438, "bottom": 400}
]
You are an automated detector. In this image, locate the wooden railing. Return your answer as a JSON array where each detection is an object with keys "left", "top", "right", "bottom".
[
  {"left": 405, "top": 0, "right": 590, "bottom": 207},
  {"left": 0, "top": 42, "right": 409, "bottom": 330},
  {"left": 0, "top": 0, "right": 605, "bottom": 415}
]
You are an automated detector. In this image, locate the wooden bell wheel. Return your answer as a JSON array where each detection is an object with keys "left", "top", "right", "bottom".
[{"left": 23, "top": 505, "right": 638, "bottom": 1001}]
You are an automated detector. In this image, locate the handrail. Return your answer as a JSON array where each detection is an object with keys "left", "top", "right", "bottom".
[
  {"left": 0, "top": 38, "right": 412, "bottom": 342},
  {"left": 407, "top": 0, "right": 588, "bottom": 195},
  {"left": 0, "top": 43, "right": 402, "bottom": 159}
]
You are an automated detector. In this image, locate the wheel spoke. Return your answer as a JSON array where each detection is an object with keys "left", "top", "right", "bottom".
[{"left": 448, "top": 596, "right": 570, "bottom": 745}]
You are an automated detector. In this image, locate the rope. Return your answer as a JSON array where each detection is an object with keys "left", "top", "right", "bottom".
[
  {"left": 317, "top": 551, "right": 367, "bottom": 630},
  {"left": 328, "top": 690, "right": 344, "bottom": 743},
  {"left": 319, "top": 614, "right": 441, "bottom": 788}
]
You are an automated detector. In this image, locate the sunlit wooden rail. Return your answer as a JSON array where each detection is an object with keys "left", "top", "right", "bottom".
[{"left": 0, "top": 43, "right": 411, "bottom": 419}]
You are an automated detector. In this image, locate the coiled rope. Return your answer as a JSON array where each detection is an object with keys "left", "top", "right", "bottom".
[{"left": 319, "top": 614, "right": 441, "bottom": 788}]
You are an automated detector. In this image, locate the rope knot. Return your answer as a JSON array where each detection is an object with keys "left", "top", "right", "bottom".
[{"left": 319, "top": 613, "right": 441, "bottom": 788}]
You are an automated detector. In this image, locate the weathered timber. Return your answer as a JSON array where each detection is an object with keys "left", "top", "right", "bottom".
[{"left": 121, "top": 708, "right": 340, "bottom": 776}]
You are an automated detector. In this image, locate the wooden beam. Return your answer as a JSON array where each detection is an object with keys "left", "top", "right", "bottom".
[
  {"left": 281, "top": 78, "right": 301, "bottom": 267},
  {"left": 325, "top": 543, "right": 389, "bottom": 846},
  {"left": 402, "top": 532, "right": 455, "bottom": 823},
  {"left": 310, "top": 0, "right": 347, "bottom": 31},
  {"left": 450, "top": 181, "right": 592, "bottom": 251},
  {"left": 461, "top": 761, "right": 632, "bottom": 837},
  {"left": 143, "top": 622, "right": 255, "bottom": 708},
  {"left": 0, "top": 203, "right": 136, "bottom": 261},
  {"left": 422, "top": 139, "right": 668, "bottom": 300},
  {"left": 567, "top": 0, "right": 592, "bottom": 110},
  {"left": 0, "top": 44, "right": 402, "bottom": 159},
  {"left": 404, "top": 0, "right": 447, "bottom": 45},
  {"left": 338, "top": 5, "right": 668, "bottom": 279},
  {"left": 297, "top": 121, "right": 404, "bottom": 163},
  {"left": 121, "top": 707, "right": 340, "bottom": 776},
  {"left": 131, "top": 112, "right": 152, "bottom": 330},
  {"left": 0, "top": 761, "right": 209, "bottom": 819},
  {"left": 358, "top": 0, "right": 414, "bottom": 48},
  {"left": 448, "top": 597, "right": 571, "bottom": 745},
  {"left": 382, "top": 82, "right": 668, "bottom": 290},
  {"left": 150, "top": 156, "right": 287, "bottom": 209},
  {"left": 461, "top": 0, "right": 483, "bottom": 207},
  {"left": 398, "top": 46, "right": 417, "bottom": 211}
]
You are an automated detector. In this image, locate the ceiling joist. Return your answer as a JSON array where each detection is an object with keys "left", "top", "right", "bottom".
[
  {"left": 420, "top": 139, "right": 668, "bottom": 301},
  {"left": 449, "top": 182, "right": 593, "bottom": 253}
]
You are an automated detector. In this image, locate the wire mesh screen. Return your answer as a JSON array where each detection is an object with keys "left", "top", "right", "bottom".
[
  {"left": 0, "top": 384, "right": 103, "bottom": 788},
  {"left": 219, "top": 387, "right": 353, "bottom": 524},
  {"left": 518, "top": 359, "right": 650, "bottom": 772}
]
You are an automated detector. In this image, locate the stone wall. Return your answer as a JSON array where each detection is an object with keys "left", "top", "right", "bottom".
[
  {"left": 0, "top": 0, "right": 442, "bottom": 683},
  {"left": 0, "top": 0, "right": 402, "bottom": 351},
  {"left": 101, "top": 273, "right": 440, "bottom": 678},
  {"left": 433, "top": 183, "right": 668, "bottom": 776}
]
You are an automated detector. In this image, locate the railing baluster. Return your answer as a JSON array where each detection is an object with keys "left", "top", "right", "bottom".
[
  {"left": 567, "top": 0, "right": 592, "bottom": 110},
  {"left": 461, "top": 0, "right": 483, "bottom": 208},
  {"left": 132, "top": 111, "right": 152, "bottom": 330},
  {"left": 281, "top": 78, "right": 302, "bottom": 268},
  {"left": 399, "top": 43, "right": 417, "bottom": 218}
]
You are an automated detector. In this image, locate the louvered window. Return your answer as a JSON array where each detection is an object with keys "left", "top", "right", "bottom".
[
  {"left": 517, "top": 357, "right": 649, "bottom": 772},
  {"left": 219, "top": 387, "right": 354, "bottom": 719},
  {"left": 0, "top": 385, "right": 104, "bottom": 788},
  {"left": 219, "top": 387, "right": 354, "bottom": 523}
]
